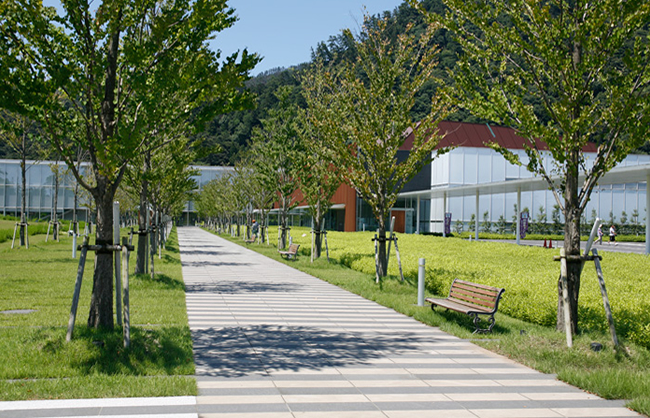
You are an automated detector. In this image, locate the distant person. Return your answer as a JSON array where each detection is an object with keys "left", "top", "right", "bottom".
[
  {"left": 597, "top": 224, "right": 603, "bottom": 245},
  {"left": 251, "top": 219, "right": 259, "bottom": 241},
  {"left": 609, "top": 225, "right": 617, "bottom": 245}
]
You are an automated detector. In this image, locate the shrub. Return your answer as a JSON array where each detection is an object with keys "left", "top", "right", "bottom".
[{"left": 287, "top": 227, "right": 650, "bottom": 349}]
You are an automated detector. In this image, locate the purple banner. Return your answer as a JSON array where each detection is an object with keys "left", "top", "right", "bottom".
[{"left": 444, "top": 212, "right": 452, "bottom": 235}]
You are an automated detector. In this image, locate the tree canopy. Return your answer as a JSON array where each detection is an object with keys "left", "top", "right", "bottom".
[{"left": 413, "top": 0, "right": 650, "bottom": 333}]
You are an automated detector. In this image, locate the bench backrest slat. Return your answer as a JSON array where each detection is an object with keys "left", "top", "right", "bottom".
[
  {"left": 448, "top": 279, "right": 504, "bottom": 312},
  {"left": 453, "top": 282, "right": 500, "bottom": 299},
  {"left": 288, "top": 244, "right": 299, "bottom": 253},
  {"left": 450, "top": 288, "right": 498, "bottom": 308}
]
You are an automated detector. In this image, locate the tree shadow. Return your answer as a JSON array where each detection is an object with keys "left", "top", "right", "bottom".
[
  {"left": 433, "top": 308, "right": 511, "bottom": 336},
  {"left": 192, "top": 324, "right": 432, "bottom": 377},
  {"left": 180, "top": 260, "right": 252, "bottom": 268},
  {"left": 64, "top": 326, "right": 194, "bottom": 375},
  {"left": 180, "top": 249, "right": 242, "bottom": 257},
  {"left": 185, "top": 281, "right": 305, "bottom": 294},
  {"left": 134, "top": 273, "right": 185, "bottom": 291}
]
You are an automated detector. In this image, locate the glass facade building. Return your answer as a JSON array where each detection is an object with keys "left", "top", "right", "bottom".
[{"left": 0, "top": 159, "right": 91, "bottom": 221}]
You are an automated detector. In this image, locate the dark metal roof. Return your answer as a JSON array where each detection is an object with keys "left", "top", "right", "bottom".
[{"left": 401, "top": 121, "right": 598, "bottom": 152}]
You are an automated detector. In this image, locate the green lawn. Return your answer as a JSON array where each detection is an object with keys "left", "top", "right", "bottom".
[
  {"left": 215, "top": 226, "right": 650, "bottom": 417},
  {"left": 0, "top": 226, "right": 196, "bottom": 400}
]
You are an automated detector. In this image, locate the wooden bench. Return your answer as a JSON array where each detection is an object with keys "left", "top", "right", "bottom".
[
  {"left": 278, "top": 243, "right": 300, "bottom": 260},
  {"left": 426, "top": 279, "right": 505, "bottom": 334}
]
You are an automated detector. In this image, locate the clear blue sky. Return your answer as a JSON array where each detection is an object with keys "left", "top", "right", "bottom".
[{"left": 213, "top": 1, "right": 406, "bottom": 75}]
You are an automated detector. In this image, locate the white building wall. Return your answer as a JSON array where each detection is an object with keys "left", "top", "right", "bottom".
[{"left": 426, "top": 148, "right": 650, "bottom": 233}]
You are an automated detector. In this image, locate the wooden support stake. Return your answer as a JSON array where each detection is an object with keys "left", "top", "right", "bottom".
[
  {"left": 559, "top": 248, "right": 573, "bottom": 348},
  {"left": 310, "top": 227, "right": 314, "bottom": 263},
  {"left": 67, "top": 236, "right": 89, "bottom": 342},
  {"left": 324, "top": 231, "right": 330, "bottom": 263},
  {"left": 374, "top": 233, "right": 380, "bottom": 284},
  {"left": 11, "top": 223, "right": 17, "bottom": 249},
  {"left": 393, "top": 237, "right": 405, "bottom": 282},
  {"left": 113, "top": 202, "right": 122, "bottom": 326},
  {"left": 592, "top": 249, "right": 619, "bottom": 348},
  {"left": 46, "top": 222, "right": 51, "bottom": 242},
  {"left": 122, "top": 237, "right": 130, "bottom": 348},
  {"left": 387, "top": 216, "right": 395, "bottom": 266},
  {"left": 149, "top": 227, "right": 155, "bottom": 279}
]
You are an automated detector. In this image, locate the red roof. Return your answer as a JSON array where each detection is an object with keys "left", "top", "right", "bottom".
[{"left": 401, "top": 121, "right": 598, "bottom": 152}]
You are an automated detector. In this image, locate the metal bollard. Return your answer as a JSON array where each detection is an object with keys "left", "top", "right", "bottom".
[{"left": 418, "top": 258, "right": 425, "bottom": 306}]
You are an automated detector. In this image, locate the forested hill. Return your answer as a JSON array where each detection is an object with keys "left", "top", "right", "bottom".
[{"left": 192, "top": 0, "right": 481, "bottom": 166}]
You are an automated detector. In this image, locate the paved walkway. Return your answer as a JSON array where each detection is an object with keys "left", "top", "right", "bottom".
[
  {"left": 486, "top": 239, "right": 647, "bottom": 255},
  {"left": 1, "top": 227, "right": 640, "bottom": 417}
]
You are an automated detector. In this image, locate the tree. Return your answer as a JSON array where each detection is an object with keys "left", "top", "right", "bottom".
[
  {"left": 454, "top": 219, "right": 464, "bottom": 234},
  {"left": 303, "top": 15, "right": 450, "bottom": 279},
  {"left": 552, "top": 204, "right": 563, "bottom": 235},
  {"left": 533, "top": 205, "right": 547, "bottom": 235},
  {"left": 234, "top": 161, "right": 275, "bottom": 244},
  {"left": 1, "top": 0, "right": 259, "bottom": 329},
  {"left": 619, "top": 211, "right": 628, "bottom": 235},
  {"left": 631, "top": 209, "right": 641, "bottom": 236},
  {"left": 298, "top": 109, "right": 342, "bottom": 259},
  {"left": 416, "top": 0, "right": 650, "bottom": 333},
  {"left": 495, "top": 215, "right": 507, "bottom": 235},
  {"left": 0, "top": 112, "right": 42, "bottom": 246},
  {"left": 480, "top": 210, "right": 492, "bottom": 233},
  {"left": 249, "top": 86, "right": 302, "bottom": 250}
]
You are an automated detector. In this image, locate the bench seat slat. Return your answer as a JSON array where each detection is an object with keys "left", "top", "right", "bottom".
[{"left": 425, "top": 297, "right": 491, "bottom": 314}]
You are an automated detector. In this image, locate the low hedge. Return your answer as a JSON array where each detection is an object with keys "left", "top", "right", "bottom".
[{"left": 288, "top": 227, "right": 650, "bottom": 349}]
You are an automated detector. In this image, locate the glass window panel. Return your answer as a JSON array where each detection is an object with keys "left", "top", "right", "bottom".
[
  {"left": 477, "top": 152, "right": 492, "bottom": 183},
  {"left": 625, "top": 190, "right": 638, "bottom": 215},
  {"left": 28, "top": 186, "right": 40, "bottom": 208},
  {"left": 612, "top": 190, "right": 625, "bottom": 218},
  {"left": 491, "top": 154, "right": 505, "bottom": 182},
  {"left": 490, "top": 194, "right": 504, "bottom": 222},
  {"left": 449, "top": 152, "right": 464, "bottom": 184},
  {"left": 6, "top": 185, "right": 17, "bottom": 207},
  {"left": 464, "top": 150, "right": 477, "bottom": 184},
  {"left": 64, "top": 187, "right": 75, "bottom": 208},
  {"left": 448, "top": 197, "right": 462, "bottom": 221},
  {"left": 4, "top": 163, "right": 20, "bottom": 185}
]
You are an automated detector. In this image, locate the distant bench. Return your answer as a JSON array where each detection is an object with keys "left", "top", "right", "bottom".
[
  {"left": 426, "top": 279, "right": 505, "bottom": 334},
  {"left": 279, "top": 243, "right": 300, "bottom": 260}
]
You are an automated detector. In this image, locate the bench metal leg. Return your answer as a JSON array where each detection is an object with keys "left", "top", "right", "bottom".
[{"left": 470, "top": 313, "right": 496, "bottom": 334}]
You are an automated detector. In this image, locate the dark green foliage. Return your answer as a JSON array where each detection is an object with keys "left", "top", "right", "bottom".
[{"left": 199, "top": 0, "right": 470, "bottom": 166}]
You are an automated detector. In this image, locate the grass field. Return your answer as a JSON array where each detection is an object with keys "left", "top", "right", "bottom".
[
  {"left": 0, "top": 226, "right": 195, "bottom": 400},
  {"left": 214, "top": 226, "right": 650, "bottom": 416}
]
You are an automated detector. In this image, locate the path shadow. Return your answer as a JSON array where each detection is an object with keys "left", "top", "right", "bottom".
[
  {"left": 180, "top": 249, "right": 242, "bottom": 257},
  {"left": 185, "top": 281, "right": 305, "bottom": 294},
  {"left": 192, "top": 325, "right": 428, "bottom": 377},
  {"left": 181, "top": 260, "right": 252, "bottom": 268}
]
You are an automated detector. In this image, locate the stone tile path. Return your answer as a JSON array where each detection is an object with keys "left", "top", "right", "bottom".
[{"left": 0, "top": 226, "right": 641, "bottom": 418}]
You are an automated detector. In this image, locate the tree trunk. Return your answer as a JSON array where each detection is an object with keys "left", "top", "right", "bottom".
[
  {"left": 557, "top": 150, "right": 582, "bottom": 334},
  {"left": 53, "top": 166, "right": 59, "bottom": 241},
  {"left": 279, "top": 206, "right": 288, "bottom": 249},
  {"left": 136, "top": 156, "right": 150, "bottom": 274},
  {"left": 87, "top": 176, "right": 115, "bottom": 329},
  {"left": 260, "top": 209, "right": 267, "bottom": 244},
  {"left": 377, "top": 227, "right": 388, "bottom": 277},
  {"left": 313, "top": 208, "right": 323, "bottom": 259},
  {"left": 19, "top": 151, "right": 26, "bottom": 246}
]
